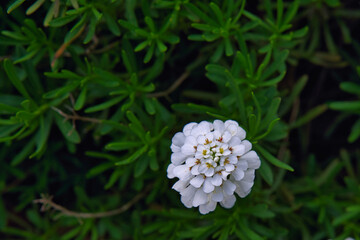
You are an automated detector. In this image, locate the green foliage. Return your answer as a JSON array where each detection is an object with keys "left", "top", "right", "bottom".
[{"left": 0, "top": 0, "right": 359, "bottom": 239}]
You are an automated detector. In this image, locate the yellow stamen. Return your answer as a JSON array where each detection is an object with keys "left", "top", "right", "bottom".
[{"left": 219, "top": 148, "right": 224, "bottom": 154}]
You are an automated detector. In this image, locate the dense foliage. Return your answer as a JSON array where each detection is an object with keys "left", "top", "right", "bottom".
[{"left": 0, "top": 0, "right": 359, "bottom": 239}]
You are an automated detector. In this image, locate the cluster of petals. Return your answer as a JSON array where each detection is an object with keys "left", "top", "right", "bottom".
[{"left": 167, "top": 120, "right": 261, "bottom": 214}]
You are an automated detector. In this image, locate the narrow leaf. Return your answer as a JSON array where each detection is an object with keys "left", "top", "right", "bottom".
[
  {"left": 7, "top": 0, "right": 26, "bottom": 13},
  {"left": 85, "top": 96, "right": 125, "bottom": 113},
  {"left": 4, "top": 59, "right": 32, "bottom": 100},
  {"left": 115, "top": 145, "right": 148, "bottom": 166},
  {"left": 255, "top": 145, "right": 294, "bottom": 171},
  {"left": 106, "top": 141, "right": 142, "bottom": 151},
  {"left": 26, "top": 0, "right": 45, "bottom": 15},
  {"left": 290, "top": 104, "right": 328, "bottom": 129}
]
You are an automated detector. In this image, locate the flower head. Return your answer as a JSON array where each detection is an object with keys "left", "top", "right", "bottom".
[{"left": 167, "top": 120, "right": 261, "bottom": 214}]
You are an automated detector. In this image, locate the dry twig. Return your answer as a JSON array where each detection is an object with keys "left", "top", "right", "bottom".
[
  {"left": 51, "top": 25, "right": 85, "bottom": 67},
  {"left": 51, "top": 107, "right": 102, "bottom": 124},
  {"left": 33, "top": 185, "right": 152, "bottom": 220},
  {"left": 147, "top": 71, "right": 190, "bottom": 98}
]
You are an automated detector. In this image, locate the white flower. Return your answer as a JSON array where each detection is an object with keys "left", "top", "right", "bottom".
[{"left": 168, "top": 120, "right": 261, "bottom": 214}]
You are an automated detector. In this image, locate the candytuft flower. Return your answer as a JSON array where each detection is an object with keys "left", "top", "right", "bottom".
[{"left": 167, "top": 120, "right": 261, "bottom": 214}]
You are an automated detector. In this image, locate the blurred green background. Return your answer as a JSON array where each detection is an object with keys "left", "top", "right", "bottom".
[{"left": 0, "top": 0, "right": 359, "bottom": 239}]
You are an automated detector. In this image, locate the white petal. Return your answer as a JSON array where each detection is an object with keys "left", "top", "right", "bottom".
[
  {"left": 241, "top": 151, "right": 261, "bottom": 169},
  {"left": 204, "top": 167, "right": 215, "bottom": 177},
  {"left": 172, "top": 180, "right": 189, "bottom": 192},
  {"left": 170, "top": 144, "right": 180, "bottom": 153},
  {"left": 199, "top": 201, "right": 216, "bottom": 214},
  {"left": 199, "top": 204, "right": 210, "bottom": 214},
  {"left": 236, "top": 126, "right": 246, "bottom": 140},
  {"left": 240, "top": 181, "right": 254, "bottom": 192},
  {"left": 224, "top": 120, "right": 239, "bottom": 128},
  {"left": 222, "top": 131, "right": 232, "bottom": 143},
  {"left": 242, "top": 140, "right": 252, "bottom": 153},
  {"left": 193, "top": 188, "right": 208, "bottom": 207},
  {"left": 198, "top": 164, "right": 208, "bottom": 173},
  {"left": 214, "top": 166, "right": 223, "bottom": 172},
  {"left": 211, "top": 173, "right": 223, "bottom": 186},
  {"left": 181, "top": 194, "right": 194, "bottom": 208},
  {"left": 201, "top": 200, "right": 216, "bottom": 214},
  {"left": 195, "top": 152, "right": 204, "bottom": 159},
  {"left": 205, "top": 132, "right": 214, "bottom": 141},
  {"left": 221, "top": 171, "right": 230, "bottom": 180},
  {"left": 167, "top": 163, "right": 176, "bottom": 178},
  {"left": 220, "top": 194, "right": 236, "bottom": 208},
  {"left": 213, "top": 120, "right": 225, "bottom": 133},
  {"left": 181, "top": 144, "right": 196, "bottom": 156},
  {"left": 173, "top": 165, "right": 192, "bottom": 181},
  {"left": 172, "top": 132, "right": 185, "bottom": 147},
  {"left": 183, "top": 122, "right": 197, "bottom": 136},
  {"left": 223, "top": 180, "right": 236, "bottom": 195},
  {"left": 197, "top": 135, "right": 206, "bottom": 145},
  {"left": 185, "top": 157, "right": 197, "bottom": 167},
  {"left": 227, "top": 124, "right": 238, "bottom": 136},
  {"left": 180, "top": 185, "right": 197, "bottom": 207},
  {"left": 232, "top": 168, "right": 244, "bottom": 181},
  {"left": 212, "top": 187, "right": 224, "bottom": 202},
  {"left": 234, "top": 181, "right": 254, "bottom": 198},
  {"left": 171, "top": 152, "right": 187, "bottom": 165},
  {"left": 196, "top": 145, "right": 207, "bottom": 152},
  {"left": 234, "top": 170, "right": 255, "bottom": 197},
  {"left": 190, "top": 175, "right": 205, "bottom": 188},
  {"left": 222, "top": 149, "right": 231, "bottom": 156},
  {"left": 191, "top": 164, "right": 200, "bottom": 175},
  {"left": 186, "top": 135, "right": 198, "bottom": 146},
  {"left": 213, "top": 130, "right": 222, "bottom": 141},
  {"left": 228, "top": 156, "right": 238, "bottom": 164},
  {"left": 225, "top": 164, "right": 235, "bottom": 172},
  {"left": 190, "top": 121, "right": 211, "bottom": 137},
  {"left": 236, "top": 160, "right": 248, "bottom": 170},
  {"left": 203, "top": 177, "right": 215, "bottom": 193},
  {"left": 243, "top": 169, "right": 255, "bottom": 182},
  {"left": 228, "top": 136, "right": 241, "bottom": 147},
  {"left": 180, "top": 184, "right": 196, "bottom": 197},
  {"left": 217, "top": 143, "right": 229, "bottom": 152},
  {"left": 232, "top": 144, "right": 245, "bottom": 155},
  {"left": 207, "top": 200, "right": 217, "bottom": 212}
]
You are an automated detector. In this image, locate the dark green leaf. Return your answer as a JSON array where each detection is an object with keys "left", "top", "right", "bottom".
[
  {"left": 259, "top": 158, "right": 273, "bottom": 185},
  {"left": 340, "top": 82, "right": 360, "bottom": 95},
  {"left": 29, "top": 113, "right": 52, "bottom": 158},
  {"left": 74, "top": 87, "right": 87, "bottom": 111},
  {"left": 53, "top": 112, "right": 81, "bottom": 143},
  {"left": 255, "top": 145, "right": 294, "bottom": 171},
  {"left": 115, "top": 145, "right": 148, "bottom": 166},
  {"left": 85, "top": 96, "right": 126, "bottom": 113},
  {"left": 348, "top": 118, "right": 360, "bottom": 143},
  {"left": 26, "top": 0, "right": 45, "bottom": 15},
  {"left": 106, "top": 141, "right": 142, "bottom": 151},
  {"left": 4, "top": 59, "right": 32, "bottom": 100},
  {"left": 290, "top": 104, "right": 328, "bottom": 128},
  {"left": 7, "top": 0, "right": 26, "bottom": 13},
  {"left": 134, "top": 156, "right": 149, "bottom": 177},
  {"left": 104, "top": 12, "right": 120, "bottom": 36},
  {"left": 49, "top": 14, "right": 78, "bottom": 27}
]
